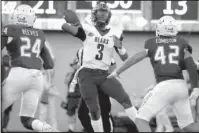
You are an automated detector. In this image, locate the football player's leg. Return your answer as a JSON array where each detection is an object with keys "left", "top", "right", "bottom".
[
  {"left": 100, "top": 78, "right": 137, "bottom": 123},
  {"left": 48, "top": 95, "right": 58, "bottom": 129},
  {"left": 39, "top": 90, "right": 49, "bottom": 122},
  {"left": 135, "top": 81, "right": 177, "bottom": 132},
  {"left": 19, "top": 71, "right": 59, "bottom": 132},
  {"left": 78, "top": 70, "right": 103, "bottom": 132},
  {"left": 155, "top": 113, "right": 164, "bottom": 132},
  {"left": 155, "top": 108, "right": 174, "bottom": 132},
  {"left": 173, "top": 95, "right": 199, "bottom": 132},
  {"left": 78, "top": 98, "right": 94, "bottom": 132},
  {"left": 2, "top": 104, "right": 13, "bottom": 131},
  {"left": 2, "top": 68, "right": 28, "bottom": 131},
  {"left": 2, "top": 68, "right": 23, "bottom": 112},
  {"left": 39, "top": 103, "right": 48, "bottom": 122},
  {"left": 79, "top": 83, "right": 103, "bottom": 132},
  {"left": 98, "top": 90, "right": 112, "bottom": 132},
  {"left": 66, "top": 94, "right": 79, "bottom": 132}
]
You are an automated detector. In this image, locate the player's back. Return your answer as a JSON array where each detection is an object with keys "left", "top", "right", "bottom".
[
  {"left": 145, "top": 36, "right": 191, "bottom": 83},
  {"left": 3, "top": 24, "right": 46, "bottom": 70}
]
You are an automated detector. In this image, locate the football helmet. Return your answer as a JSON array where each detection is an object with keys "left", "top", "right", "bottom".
[
  {"left": 11, "top": 4, "right": 36, "bottom": 27},
  {"left": 91, "top": 2, "right": 111, "bottom": 28},
  {"left": 156, "top": 16, "right": 178, "bottom": 37}
]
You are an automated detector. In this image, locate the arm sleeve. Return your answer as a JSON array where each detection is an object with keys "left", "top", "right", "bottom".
[
  {"left": 144, "top": 40, "right": 151, "bottom": 57},
  {"left": 1, "top": 25, "right": 15, "bottom": 49},
  {"left": 184, "top": 49, "right": 198, "bottom": 88},
  {"left": 1, "top": 36, "right": 8, "bottom": 50},
  {"left": 40, "top": 41, "right": 55, "bottom": 69},
  {"left": 74, "top": 27, "right": 86, "bottom": 41}
]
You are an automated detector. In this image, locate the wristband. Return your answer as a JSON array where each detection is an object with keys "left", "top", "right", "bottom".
[{"left": 118, "top": 47, "right": 126, "bottom": 55}]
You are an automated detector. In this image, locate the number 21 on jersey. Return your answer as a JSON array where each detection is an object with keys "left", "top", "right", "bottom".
[
  {"left": 154, "top": 45, "right": 179, "bottom": 65},
  {"left": 20, "top": 37, "right": 41, "bottom": 58}
]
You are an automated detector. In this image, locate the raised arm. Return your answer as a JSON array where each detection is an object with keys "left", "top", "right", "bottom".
[
  {"left": 62, "top": 23, "right": 86, "bottom": 41},
  {"left": 62, "top": 10, "right": 86, "bottom": 41}
]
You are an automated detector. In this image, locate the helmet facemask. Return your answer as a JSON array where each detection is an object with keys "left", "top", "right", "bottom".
[{"left": 91, "top": 2, "right": 111, "bottom": 30}]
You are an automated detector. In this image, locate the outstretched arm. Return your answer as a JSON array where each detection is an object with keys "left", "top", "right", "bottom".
[{"left": 116, "top": 50, "right": 148, "bottom": 76}]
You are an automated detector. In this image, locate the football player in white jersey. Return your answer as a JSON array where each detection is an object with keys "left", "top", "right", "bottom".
[
  {"left": 76, "top": 47, "right": 115, "bottom": 132},
  {"left": 62, "top": 2, "right": 138, "bottom": 132}
]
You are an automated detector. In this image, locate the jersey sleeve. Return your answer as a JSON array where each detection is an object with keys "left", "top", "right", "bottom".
[
  {"left": 1, "top": 33, "right": 8, "bottom": 50},
  {"left": 74, "top": 23, "right": 90, "bottom": 41},
  {"left": 74, "top": 25, "right": 86, "bottom": 41},
  {"left": 178, "top": 37, "right": 192, "bottom": 54},
  {"left": 144, "top": 39, "right": 151, "bottom": 57},
  {"left": 1, "top": 25, "right": 16, "bottom": 49},
  {"left": 40, "top": 41, "right": 55, "bottom": 69},
  {"left": 183, "top": 39, "right": 192, "bottom": 54},
  {"left": 2, "top": 25, "right": 17, "bottom": 37}
]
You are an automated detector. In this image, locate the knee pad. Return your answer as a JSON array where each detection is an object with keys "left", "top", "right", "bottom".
[
  {"left": 120, "top": 95, "right": 132, "bottom": 109},
  {"left": 20, "top": 116, "right": 35, "bottom": 130}
]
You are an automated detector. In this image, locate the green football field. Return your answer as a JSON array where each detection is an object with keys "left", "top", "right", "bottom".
[{"left": 6, "top": 32, "right": 199, "bottom": 132}]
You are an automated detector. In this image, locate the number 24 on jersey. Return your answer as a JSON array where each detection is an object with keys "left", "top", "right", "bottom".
[{"left": 20, "top": 37, "right": 41, "bottom": 58}]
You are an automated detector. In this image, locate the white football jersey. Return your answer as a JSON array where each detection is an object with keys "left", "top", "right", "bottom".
[{"left": 81, "top": 23, "right": 123, "bottom": 70}]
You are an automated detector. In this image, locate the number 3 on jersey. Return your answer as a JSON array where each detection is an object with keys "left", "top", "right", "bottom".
[
  {"left": 154, "top": 45, "right": 179, "bottom": 65},
  {"left": 20, "top": 37, "right": 41, "bottom": 58},
  {"left": 95, "top": 44, "right": 104, "bottom": 60}
]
